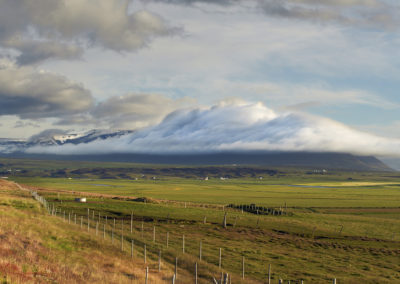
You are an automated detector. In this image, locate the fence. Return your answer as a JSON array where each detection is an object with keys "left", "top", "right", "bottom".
[{"left": 22, "top": 183, "right": 338, "bottom": 284}]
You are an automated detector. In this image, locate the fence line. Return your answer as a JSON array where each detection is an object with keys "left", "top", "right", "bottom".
[{"left": 21, "top": 183, "right": 337, "bottom": 284}]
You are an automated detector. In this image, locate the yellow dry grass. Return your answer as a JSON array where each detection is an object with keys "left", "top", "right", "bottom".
[{"left": 0, "top": 180, "right": 174, "bottom": 283}]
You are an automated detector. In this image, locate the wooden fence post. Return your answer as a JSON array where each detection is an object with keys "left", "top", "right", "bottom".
[
  {"left": 223, "top": 212, "right": 227, "bottom": 228},
  {"left": 182, "top": 235, "right": 185, "bottom": 253},
  {"left": 333, "top": 279, "right": 336, "bottom": 284},
  {"left": 153, "top": 226, "right": 156, "bottom": 243},
  {"left": 172, "top": 274, "right": 176, "bottom": 284},
  {"left": 130, "top": 211, "right": 133, "bottom": 234},
  {"left": 131, "top": 239, "right": 134, "bottom": 258},
  {"left": 121, "top": 233, "right": 124, "bottom": 251},
  {"left": 199, "top": 241, "right": 202, "bottom": 261},
  {"left": 166, "top": 232, "right": 169, "bottom": 248},
  {"left": 219, "top": 248, "right": 222, "bottom": 269},
  {"left": 145, "top": 266, "right": 148, "bottom": 284},
  {"left": 175, "top": 257, "right": 178, "bottom": 279},
  {"left": 96, "top": 221, "right": 98, "bottom": 236},
  {"left": 103, "top": 224, "right": 106, "bottom": 239},
  {"left": 268, "top": 264, "right": 271, "bottom": 284},
  {"left": 158, "top": 250, "right": 162, "bottom": 272},
  {"left": 195, "top": 262, "right": 198, "bottom": 284},
  {"left": 144, "top": 244, "right": 147, "bottom": 264},
  {"left": 242, "top": 256, "right": 245, "bottom": 279}
]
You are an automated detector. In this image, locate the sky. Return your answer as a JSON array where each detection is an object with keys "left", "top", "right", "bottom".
[{"left": 0, "top": 0, "right": 400, "bottom": 159}]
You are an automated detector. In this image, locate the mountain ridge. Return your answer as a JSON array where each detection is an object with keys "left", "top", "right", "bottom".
[
  {"left": 0, "top": 151, "right": 393, "bottom": 172},
  {"left": 0, "top": 129, "right": 393, "bottom": 172}
]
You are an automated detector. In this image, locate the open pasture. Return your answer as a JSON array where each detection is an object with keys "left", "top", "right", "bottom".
[
  {"left": 8, "top": 168, "right": 400, "bottom": 284},
  {"left": 13, "top": 175, "right": 400, "bottom": 208}
]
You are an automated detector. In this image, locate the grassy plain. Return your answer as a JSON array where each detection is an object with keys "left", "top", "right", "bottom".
[
  {"left": 1, "top": 159, "right": 400, "bottom": 283},
  {"left": 12, "top": 176, "right": 400, "bottom": 208}
]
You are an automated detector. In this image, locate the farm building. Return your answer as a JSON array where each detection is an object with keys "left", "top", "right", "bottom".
[{"left": 75, "top": 197, "right": 87, "bottom": 203}]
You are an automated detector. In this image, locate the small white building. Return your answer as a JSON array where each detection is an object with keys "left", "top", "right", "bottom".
[{"left": 75, "top": 197, "right": 87, "bottom": 203}]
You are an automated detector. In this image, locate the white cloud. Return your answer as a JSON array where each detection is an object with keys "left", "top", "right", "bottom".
[
  {"left": 0, "top": 0, "right": 179, "bottom": 64},
  {"left": 26, "top": 101, "right": 400, "bottom": 157},
  {"left": 92, "top": 93, "right": 196, "bottom": 129}
]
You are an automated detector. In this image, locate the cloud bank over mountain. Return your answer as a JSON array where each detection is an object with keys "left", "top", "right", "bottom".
[{"left": 26, "top": 102, "right": 400, "bottom": 157}]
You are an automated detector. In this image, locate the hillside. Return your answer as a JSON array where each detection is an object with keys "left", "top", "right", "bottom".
[
  {"left": 1, "top": 151, "right": 393, "bottom": 172},
  {"left": 0, "top": 180, "right": 170, "bottom": 283}
]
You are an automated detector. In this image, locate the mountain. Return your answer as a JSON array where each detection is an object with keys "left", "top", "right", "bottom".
[
  {"left": 27, "top": 129, "right": 133, "bottom": 146},
  {"left": 0, "top": 129, "right": 393, "bottom": 171},
  {"left": 0, "top": 151, "right": 393, "bottom": 172},
  {"left": 380, "top": 157, "right": 400, "bottom": 171},
  {"left": 0, "top": 129, "right": 133, "bottom": 153}
]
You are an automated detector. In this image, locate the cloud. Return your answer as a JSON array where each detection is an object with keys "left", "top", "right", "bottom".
[
  {"left": 210, "top": 80, "right": 400, "bottom": 110},
  {"left": 26, "top": 101, "right": 400, "bottom": 157},
  {"left": 0, "top": 58, "right": 195, "bottom": 130},
  {"left": 258, "top": 0, "right": 399, "bottom": 29},
  {"left": 92, "top": 93, "right": 196, "bottom": 129},
  {"left": 150, "top": 0, "right": 399, "bottom": 30},
  {"left": 0, "top": 0, "right": 179, "bottom": 64},
  {"left": 14, "top": 121, "right": 41, "bottom": 128},
  {"left": 3, "top": 39, "right": 84, "bottom": 65},
  {"left": 27, "top": 129, "right": 69, "bottom": 143},
  {"left": 0, "top": 59, "right": 94, "bottom": 119}
]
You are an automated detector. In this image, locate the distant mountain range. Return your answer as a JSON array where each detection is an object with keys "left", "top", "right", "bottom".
[
  {"left": 0, "top": 129, "right": 394, "bottom": 171},
  {"left": 0, "top": 129, "right": 133, "bottom": 152}
]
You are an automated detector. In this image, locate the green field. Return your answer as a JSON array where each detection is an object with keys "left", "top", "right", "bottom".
[
  {"left": 2, "top": 159, "right": 400, "bottom": 283},
  {"left": 12, "top": 176, "right": 400, "bottom": 208}
]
